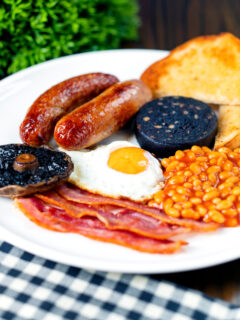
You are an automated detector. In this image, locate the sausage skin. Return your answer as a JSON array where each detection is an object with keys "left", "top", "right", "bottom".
[
  {"left": 54, "top": 80, "right": 152, "bottom": 150},
  {"left": 20, "top": 73, "right": 119, "bottom": 146}
]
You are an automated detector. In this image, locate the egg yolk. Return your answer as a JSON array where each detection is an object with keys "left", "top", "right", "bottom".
[{"left": 107, "top": 147, "right": 149, "bottom": 174}]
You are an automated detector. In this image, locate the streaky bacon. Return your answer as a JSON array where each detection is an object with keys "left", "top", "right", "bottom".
[
  {"left": 15, "top": 197, "right": 185, "bottom": 254},
  {"left": 35, "top": 191, "right": 188, "bottom": 240},
  {"left": 56, "top": 183, "right": 219, "bottom": 231}
]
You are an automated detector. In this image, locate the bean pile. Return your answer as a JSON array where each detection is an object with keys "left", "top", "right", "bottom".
[{"left": 151, "top": 146, "right": 240, "bottom": 226}]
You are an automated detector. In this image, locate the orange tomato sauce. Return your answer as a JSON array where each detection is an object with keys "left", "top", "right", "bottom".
[{"left": 150, "top": 146, "right": 240, "bottom": 226}]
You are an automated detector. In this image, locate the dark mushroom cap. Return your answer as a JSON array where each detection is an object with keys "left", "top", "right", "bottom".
[{"left": 0, "top": 144, "right": 73, "bottom": 198}]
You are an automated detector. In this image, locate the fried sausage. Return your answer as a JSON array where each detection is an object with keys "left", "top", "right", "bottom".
[
  {"left": 20, "top": 73, "right": 119, "bottom": 146},
  {"left": 54, "top": 80, "right": 152, "bottom": 150}
]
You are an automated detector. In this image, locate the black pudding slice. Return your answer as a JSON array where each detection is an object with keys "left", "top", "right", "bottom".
[{"left": 135, "top": 96, "right": 218, "bottom": 157}]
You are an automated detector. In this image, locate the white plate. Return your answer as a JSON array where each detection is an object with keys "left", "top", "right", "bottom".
[{"left": 0, "top": 49, "right": 239, "bottom": 274}]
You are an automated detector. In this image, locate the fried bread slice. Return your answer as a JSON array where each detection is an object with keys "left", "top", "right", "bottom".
[
  {"left": 214, "top": 105, "right": 240, "bottom": 149},
  {"left": 141, "top": 33, "right": 240, "bottom": 105}
]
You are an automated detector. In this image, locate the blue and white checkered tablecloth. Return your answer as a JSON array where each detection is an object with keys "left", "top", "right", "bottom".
[{"left": 0, "top": 240, "right": 240, "bottom": 320}]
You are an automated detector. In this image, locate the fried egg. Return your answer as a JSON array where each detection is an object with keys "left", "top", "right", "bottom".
[{"left": 63, "top": 141, "right": 164, "bottom": 201}]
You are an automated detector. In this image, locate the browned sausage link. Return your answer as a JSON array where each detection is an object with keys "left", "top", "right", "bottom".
[
  {"left": 20, "top": 73, "right": 119, "bottom": 146},
  {"left": 54, "top": 80, "right": 152, "bottom": 150}
]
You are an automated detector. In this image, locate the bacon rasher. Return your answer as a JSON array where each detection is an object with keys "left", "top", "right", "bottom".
[
  {"left": 56, "top": 183, "right": 218, "bottom": 231},
  {"left": 15, "top": 197, "right": 185, "bottom": 254},
  {"left": 35, "top": 191, "right": 188, "bottom": 240}
]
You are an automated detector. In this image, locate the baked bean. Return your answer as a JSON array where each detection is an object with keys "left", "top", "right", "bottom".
[
  {"left": 183, "top": 182, "right": 193, "bottom": 188},
  {"left": 178, "top": 163, "right": 186, "bottom": 169},
  {"left": 218, "top": 182, "right": 230, "bottom": 190},
  {"left": 227, "top": 195, "right": 236, "bottom": 202},
  {"left": 173, "top": 204, "right": 182, "bottom": 210},
  {"left": 219, "top": 171, "right": 233, "bottom": 180},
  {"left": 210, "top": 159, "right": 217, "bottom": 165},
  {"left": 226, "top": 177, "right": 239, "bottom": 184},
  {"left": 161, "top": 158, "right": 169, "bottom": 167},
  {"left": 222, "top": 209, "right": 237, "bottom": 217},
  {"left": 189, "top": 163, "right": 201, "bottom": 174},
  {"left": 181, "top": 201, "right": 192, "bottom": 209},
  {"left": 175, "top": 150, "right": 185, "bottom": 160},
  {"left": 225, "top": 217, "right": 238, "bottom": 227},
  {"left": 212, "top": 197, "right": 221, "bottom": 205},
  {"left": 219, "top": 187, "right": 231, "bottom": 198},
  {"left": 191, "top": 146, "right": 203, "bottom": 154},
  {"left": 208, "top": 152, "right": 221, "bottom": 159},
  {"left": 167, "top": 189, "right": 175, "bottom": 197},
  {"left": 190, "top": 197, "right": 202, "bottom": 204},
  {"left": 182, "top": 209, "right": 200, "bottom": 219},
  {"left": 196, "top": 157, "right": 208, "bottom": 162},
  {"left": 207, "top": 166, "right": 221, "bottom": 174},
  {"left": 223, "top": 161, "right": 233, "bottom": 171},
  {"left": 203, "top": 186, "right": 215, "bottom": 193},
  {"left": 165, "top": 161, "right": 179, "bottom": 172},
  {"left": 233, "top": 167, "right": 239, "bottom": 174},
  {"left": 165, "top": 207, "right": 180, "bottom": 218},
  {"left": 172, "top": 194, "right": 187, "bottom": 202},
  {"left": 153, "top": 190, "right": 164, "bottom": 203},
  {"left": 232, "top": 186, "right": 240, "bottom": 195},
  {"left": 208, "top": 210, "right": 225, "bottom": 223},
  {"left": 183, "top": 171, "right": 192, "bottom": 177},
  {"left": 186, "top": 151, "right": 196, "bottom": 160},
  {"left": 203, "top": 189, "right": 219, "bottom": 201},
  {"left": 228, "top": 152, "right": 237, "bottom": 160},
  {"left": 196, "top": 205, "right": 207, "bottom": 216},
  {"left": 192, "top": 178, "right": 202, "bottom": 186},
  {"left": 169, "top": 176, "right": 185, "bottom": 185},
  {"left": 216, "top": 200, "right": 232, "bottom": 210},
  {"left": 176, "top": 186, "right": 190, "bottom": 195},
  {"left": 202, "top": 146, "right": 211, "bottom": 153},
  {"left": 163, "top": 199, "right": 173, "bottom": 211}
]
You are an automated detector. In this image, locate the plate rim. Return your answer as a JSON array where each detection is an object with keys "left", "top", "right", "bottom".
[
  {"left": 0, "top": 48, "right": 168, "bottom": 86},
  {"left": 1, "top": 222, "right": 239, "bottom": 274}
]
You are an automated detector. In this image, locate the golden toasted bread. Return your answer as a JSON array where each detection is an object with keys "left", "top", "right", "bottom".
[
  {"left": 214, "top": 105, "right": 240, "bottom": 149},
  {"left": 141, "top": 33, "right": 240, "bottom": 105}
]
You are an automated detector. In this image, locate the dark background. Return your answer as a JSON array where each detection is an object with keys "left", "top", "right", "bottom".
[
  {"left": 131, "top": 0, "right": 240, "bottom": 50},
  {"left": 128, "top": 0, "right": 240, "bottom": 304}
]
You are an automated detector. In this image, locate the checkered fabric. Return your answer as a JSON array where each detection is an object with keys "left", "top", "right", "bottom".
[{"left": 0, "top": 241, "right": 240, "bottom": 320}]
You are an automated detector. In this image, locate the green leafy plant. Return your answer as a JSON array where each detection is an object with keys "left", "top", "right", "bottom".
[{"left": 0, "top": 0, "right": 139, "bottom": 78}]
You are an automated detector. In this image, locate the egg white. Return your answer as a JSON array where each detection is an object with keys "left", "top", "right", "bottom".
[{"left": 62, "top": 141, "right": 164, "bottom": 202}]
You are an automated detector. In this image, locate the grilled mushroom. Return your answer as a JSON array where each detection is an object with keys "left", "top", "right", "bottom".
[{"left": 0, "top": 144, "right": 73, "bottom": 198}]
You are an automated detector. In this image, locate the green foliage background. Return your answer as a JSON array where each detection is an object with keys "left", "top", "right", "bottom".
[{"left": 0, "top": 0, "right": 139, "bottom": 78}]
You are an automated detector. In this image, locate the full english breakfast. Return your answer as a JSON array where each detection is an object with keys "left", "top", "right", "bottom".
[{"left": 3, "top": 32, "right": 240, "bottom": 254}]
